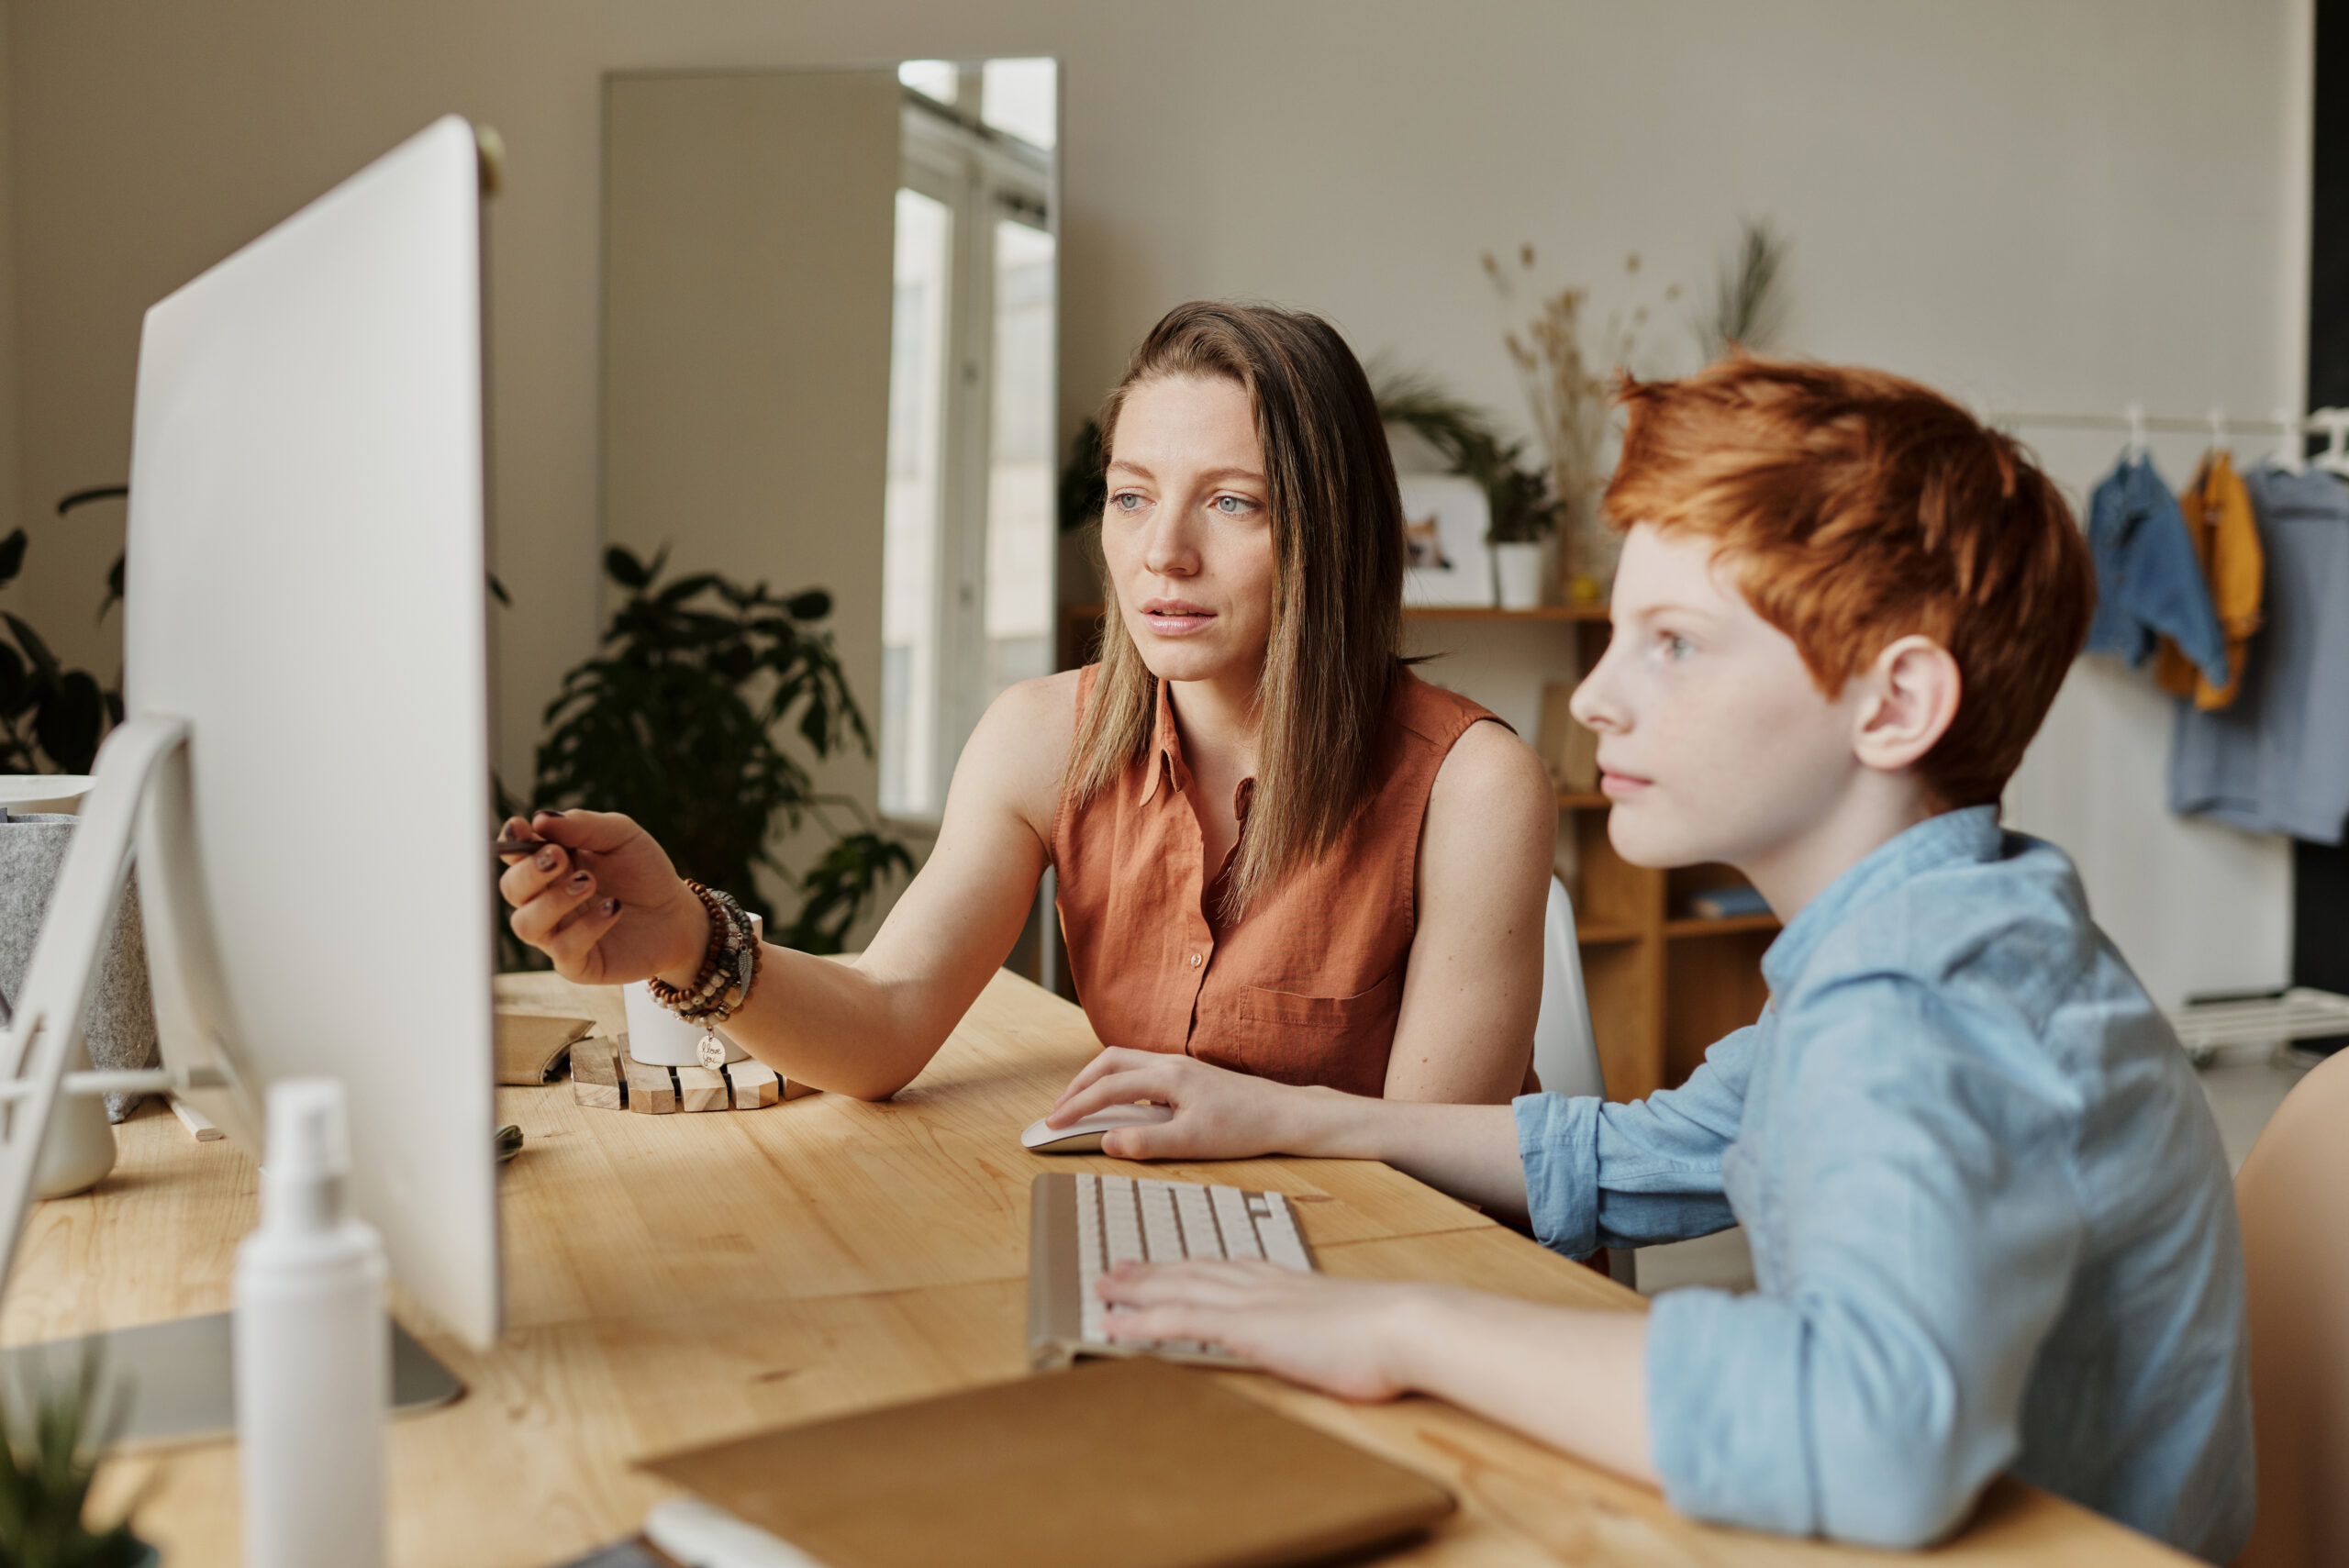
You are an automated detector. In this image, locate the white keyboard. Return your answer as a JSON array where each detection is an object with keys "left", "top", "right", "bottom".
[{"left": 1026, "top": 1173, "right": 1316, "bottom": 1370}]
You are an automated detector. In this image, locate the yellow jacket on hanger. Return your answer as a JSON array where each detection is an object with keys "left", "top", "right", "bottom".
[{"left": 2156, "top": 450, "right": 2263, "bottom": 709}]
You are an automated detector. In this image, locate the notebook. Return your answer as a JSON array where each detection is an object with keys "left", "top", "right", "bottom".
[{"left": 635, "top": 1357, "right": 1455, "bottom": 1568}]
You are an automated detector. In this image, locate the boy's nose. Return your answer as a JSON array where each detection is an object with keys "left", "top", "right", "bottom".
[{"left": 1569, "top": 651, "right": 1627, "bottom": 734}]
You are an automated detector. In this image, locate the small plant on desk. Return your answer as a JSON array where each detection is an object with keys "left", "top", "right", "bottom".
[
  {"left": 0, "top": 1345, "right": 150, "bottom": 1568},
  {"left": 511, "top": 545, "right": 911, "bottom": 962}
]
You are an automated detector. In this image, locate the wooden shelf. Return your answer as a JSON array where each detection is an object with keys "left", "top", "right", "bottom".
[
  {"left": 1402, "top": 604, "right": 1609, "bottom": 622},
  {"left": 1575, "top": 920, "right": 1644, "bottom": 946},
  {"left": 1664, "top": 913, "right": 1782, "bottom": 939},
  {"left": 1556, "top": 790, "right": 1609, "bottom": 810}
]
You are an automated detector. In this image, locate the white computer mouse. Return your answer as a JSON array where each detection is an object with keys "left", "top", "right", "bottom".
[{"left": 1019, "top": 1102, "right": 1174, "bottom": 1154}]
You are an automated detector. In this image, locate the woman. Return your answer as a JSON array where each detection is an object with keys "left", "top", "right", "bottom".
[{"left": 499, "top": 302, "right": 1556, "bottom": 1104}]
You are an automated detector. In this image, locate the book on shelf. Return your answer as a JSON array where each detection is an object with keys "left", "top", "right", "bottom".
[{"left": 1686, "top": 884, "right": 1772, "bottom": 921}]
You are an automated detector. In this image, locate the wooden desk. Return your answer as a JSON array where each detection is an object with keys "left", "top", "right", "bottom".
[{"left": 2, "top": 971, "right": 2188, "bottom": 1566}]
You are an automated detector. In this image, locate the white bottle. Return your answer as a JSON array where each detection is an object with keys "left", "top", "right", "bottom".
[{"left": 235, "top": 1077, "right": 387, "bottom": 1568}]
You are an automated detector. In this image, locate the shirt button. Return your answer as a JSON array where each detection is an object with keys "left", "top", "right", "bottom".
[{"left": 1188, "top": 952, "right": 1202, "bottom": 967}]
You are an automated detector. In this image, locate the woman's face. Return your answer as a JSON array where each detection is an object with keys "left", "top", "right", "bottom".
[{"left": 1101, "top": 374, "right": 1280, "bottom": 690}]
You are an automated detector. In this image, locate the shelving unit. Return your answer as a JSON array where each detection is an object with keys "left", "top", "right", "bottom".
[{"left": 1055, "top": 600, "right": 1777, "bottom": 1100}]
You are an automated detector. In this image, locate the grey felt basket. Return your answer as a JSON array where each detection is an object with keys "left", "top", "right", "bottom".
[{"left": 0, "top": 814, "right": 161, "bottom": 1120}]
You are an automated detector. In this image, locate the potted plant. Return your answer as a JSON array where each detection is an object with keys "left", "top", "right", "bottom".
[
  {"left": 1375, "top": 377, "right": 1557, "bottom": 609},
  {"left": 0, "top": 1346, "right": 153, "bottom": 1567},
  {"left": 514, "top": 547, "right": 911, "bottom": 961}
]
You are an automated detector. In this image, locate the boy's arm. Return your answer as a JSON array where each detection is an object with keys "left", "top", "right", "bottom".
[
  {"left": 1642, "top": 974, "right": 2084, "bottom": 1549},
  {"left": 1047, "top": 1025, "right": 1762, "bottom": 1247},
  {"left": 1099, "top": 1263, "right": 1660, "bottom": 1485}
]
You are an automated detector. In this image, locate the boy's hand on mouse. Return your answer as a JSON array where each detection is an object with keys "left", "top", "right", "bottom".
[
  {"left": 1097, "top": 1260, "right": 1429, "bottom": 1403},
  {"left": 1047, "top": 1050, "right": 1308, "bottom": 1161},
  {"left": 495, "top": 809, "right": 708, "bottom": 986}
]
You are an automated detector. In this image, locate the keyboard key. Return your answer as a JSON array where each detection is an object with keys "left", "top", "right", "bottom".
[
  {"left": 1075, "top": 1174, "right": 1104, "bottom": 1343},
  {"left": 1139, "top": 1181, "right": 1184, "bottom": 1262},
  {"left": 1173, "top": 1184, "right": 1222, "bottom": 1259},
  {"left": 1210, "top": 1185, "right": 1263, "bottom": 1260},
  {"left": 1256, "top": 1193, "right": 1311, "bottom": 1271},
  {"left": 1101, "top": 1174, "right": 1144, "bottom": 1268}
]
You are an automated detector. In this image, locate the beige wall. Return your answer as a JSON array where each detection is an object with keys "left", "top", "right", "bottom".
[
  {"left": 0, "top": 0, "right": 2310, "bottom": 997},
  {"left": 603, "top": 71, "right": 897, "bottom": 911}
]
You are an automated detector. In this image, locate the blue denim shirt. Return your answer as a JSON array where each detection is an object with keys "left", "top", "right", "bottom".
[
  {"left": 2085, "top": 453, "right": 2231, "bottom": 690},
  {"left": 1514, "top": 807, "right": 2254, "bottom": 1559}
]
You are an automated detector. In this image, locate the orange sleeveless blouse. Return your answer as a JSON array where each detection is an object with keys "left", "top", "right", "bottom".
[{"left": 1051, "top": 667, "right": 1506, "bottom": 1098}]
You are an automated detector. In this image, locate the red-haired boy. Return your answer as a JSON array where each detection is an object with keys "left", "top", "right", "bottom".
[{"left": 1045, "top": 361, "right": 2254, "bottom": 1559}]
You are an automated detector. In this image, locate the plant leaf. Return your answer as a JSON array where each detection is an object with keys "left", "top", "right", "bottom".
[
  {"left": 0, "top": 529, "right": 26, "bottom": 588},
  {"left": 603, "top": 546, "right": 651, "bottom": 589}
]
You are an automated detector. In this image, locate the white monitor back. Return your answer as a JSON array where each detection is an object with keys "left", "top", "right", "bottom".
[{"left": 123, "top": 117, "right": 499, "bottom": 1348}]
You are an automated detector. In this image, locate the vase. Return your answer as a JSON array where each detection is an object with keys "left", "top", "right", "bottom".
[
  {"left": 0, "top": 807, "right": 161, "bottom": 1144},
  {"left": 1493, "top": 541, "right": 1545, "bottom": 611}
]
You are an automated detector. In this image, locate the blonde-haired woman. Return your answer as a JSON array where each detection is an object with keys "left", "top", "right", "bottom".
[{"left": 500, "top": 302, "right": 1556, "bottom": 1107}]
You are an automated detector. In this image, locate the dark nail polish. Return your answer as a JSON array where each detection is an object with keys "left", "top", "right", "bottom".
[
  {"left": 535, "top": 847, "right": 560, "bottom": 872},
  {"left": 567, "top": 870, "right": 592, "bottom": 892},
  {"left": 600, "top": 897, "right": 620, "bottom": 916}
]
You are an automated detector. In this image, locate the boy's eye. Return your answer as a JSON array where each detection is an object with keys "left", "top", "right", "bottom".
[{"left": 1660, "top": 631, "right": 1693, "bottom": 660}]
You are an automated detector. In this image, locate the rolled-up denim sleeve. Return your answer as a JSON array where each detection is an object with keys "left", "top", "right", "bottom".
[
  {"left": 1642, "top": 976, "right": 2083, "bottom": 1549},
  {"left": 1512, "top": 1023, "right": 1756, "bottom": 1257}
]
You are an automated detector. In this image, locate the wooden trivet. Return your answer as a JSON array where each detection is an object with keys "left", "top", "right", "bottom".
[{"left": 570, "top": 1034, "right": 817, "bottom": 1115}]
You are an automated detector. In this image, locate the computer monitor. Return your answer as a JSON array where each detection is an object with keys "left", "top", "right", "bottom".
[{"left": 0, "top": 116, "right": 502, "bottom": 1373}]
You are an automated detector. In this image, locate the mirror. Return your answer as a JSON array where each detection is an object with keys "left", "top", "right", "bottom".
[{"left": 601, "top": 60, "right": 1059, "bottom": 917}]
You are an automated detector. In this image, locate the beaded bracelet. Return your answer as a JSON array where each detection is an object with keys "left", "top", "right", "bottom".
[{"left": 646, "top": 882, "right": 762, "bottom": 1025}]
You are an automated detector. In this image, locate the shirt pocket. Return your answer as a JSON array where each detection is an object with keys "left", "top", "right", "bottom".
[{"left": 1201, "top": 971, "right": 1403, "bottom": 1095}]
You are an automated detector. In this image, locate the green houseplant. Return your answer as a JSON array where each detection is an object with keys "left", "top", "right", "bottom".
[
  {"left": 519, "top": 547, "right": 910, "bottom": 957},
  {"left": 0, "top": 489, "right": 131, "bottom": 776},
  {"left": 0, "top": 1347, "right": 150, "bottom": 1568}
]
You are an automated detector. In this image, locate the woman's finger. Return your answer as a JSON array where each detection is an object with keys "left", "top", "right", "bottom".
[
  {"left": 507, "top": 867, "right": 599, "bottom": 950},
  {"left": 540, "top": 895, "right": 624, "bottom": 977},
  {"left": 497, "top": 840, "right": 573, "bottom": 907}
]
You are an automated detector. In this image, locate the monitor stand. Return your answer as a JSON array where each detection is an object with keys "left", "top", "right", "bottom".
[
  {"left": 0, "top": 717, "right": 466, "bottom": 1439},
  {"left": 0, "top": 1314, "right": 462, "bottom": 1445}
]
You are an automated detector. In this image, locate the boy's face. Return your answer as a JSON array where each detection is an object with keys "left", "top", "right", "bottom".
[{"left": 1571, "top": 524, "right": 1870, "bottom": 873}]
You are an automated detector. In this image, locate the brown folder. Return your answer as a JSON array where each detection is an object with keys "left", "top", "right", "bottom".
[{"left": 636, "top": 1357, "right": 1455, "bottom": 1568}]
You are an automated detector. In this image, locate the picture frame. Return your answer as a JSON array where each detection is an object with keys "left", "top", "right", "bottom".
[{"left": 1397, "top": 474, "right": 1494, "bottom": 607}]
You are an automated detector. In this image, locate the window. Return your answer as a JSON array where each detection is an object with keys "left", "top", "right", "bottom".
[{"left": 879, "top": 61, "right": 1058, "bottom": 821}]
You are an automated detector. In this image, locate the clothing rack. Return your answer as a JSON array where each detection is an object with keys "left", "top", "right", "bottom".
[{"left": 1989, "top": 405, "right": 2349, "bottom": 475}]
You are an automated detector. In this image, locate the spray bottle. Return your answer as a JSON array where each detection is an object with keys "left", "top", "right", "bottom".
[{"left": 234, "top": 1076, "right": 387, "bottom": 1568}]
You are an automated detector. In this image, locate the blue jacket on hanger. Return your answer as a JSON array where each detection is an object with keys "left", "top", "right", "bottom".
[{"left": 2084, "top": 454, "right": 2230, "bottom": 689}]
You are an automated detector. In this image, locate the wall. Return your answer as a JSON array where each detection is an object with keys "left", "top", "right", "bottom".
[
  {"left": 0, "top": 0, "right": 2307, "bottom": 997},
  {"left": 603, "top": 71, "right": 897, "bottom": 914}
]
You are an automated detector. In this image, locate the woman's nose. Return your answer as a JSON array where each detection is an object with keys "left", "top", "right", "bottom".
[{"left": 1141, "top": 513, "right": 1198, "bottom": 577}]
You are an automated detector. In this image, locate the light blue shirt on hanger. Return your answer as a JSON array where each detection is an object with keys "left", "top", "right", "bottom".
[{"left": 1514, "top": 806, "right": 2254, "bottom": 1562}]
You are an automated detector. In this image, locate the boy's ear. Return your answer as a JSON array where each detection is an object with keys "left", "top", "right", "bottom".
[{"left": 1853, "top": 635, "right": 1963, "bottom": 775}]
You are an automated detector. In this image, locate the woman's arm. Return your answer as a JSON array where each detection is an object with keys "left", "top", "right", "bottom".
[
  {"left": 499, "top": 671, "right": 1077, "bottom": 1099},
  {"left": 1384, "top": 719, "right": 1558, "bottom": 1103}
]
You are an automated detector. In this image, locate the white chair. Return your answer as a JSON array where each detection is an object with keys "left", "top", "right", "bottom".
[
  {"left": 1532, "top": 875, "right": 1605, "bottom": 1098},
  {"left": 1531, "top": 876, "right": 1636, "bottom": 1287}
]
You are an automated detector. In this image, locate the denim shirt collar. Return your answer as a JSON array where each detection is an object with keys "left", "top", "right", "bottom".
[{"left": 1760, "top": 805, "right": 2003, "bottom": 993}]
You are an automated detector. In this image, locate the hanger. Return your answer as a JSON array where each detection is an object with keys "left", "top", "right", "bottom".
[
  {"left": 2207, "top": 406, "right": 2230, "bottom": 453},
  {"left": 2124, "top": 402, "right": 2147, "bottom": 462},
  {"left": 2315, "top": 409, "right": 2349, "bottom": 477},
  {"left": 2272, "top": 406, "right": 2305, "bottom": 473}
]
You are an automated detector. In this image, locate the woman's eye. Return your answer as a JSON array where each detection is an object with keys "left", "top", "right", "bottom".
[
  {"left": 1213, "top": 495, "right": 1256, "bottom": 516},
  {"left": 1111, "top": 492, "right": 1146, "bottom": 514}
]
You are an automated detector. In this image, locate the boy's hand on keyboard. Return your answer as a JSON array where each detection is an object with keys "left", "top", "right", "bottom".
[
  {"left": 1097, "top": 1260, "right": 1423, "bottom": 1402},
  {"left": 1048, "top": 1050, "right": 1304, "bottom": 1161}
]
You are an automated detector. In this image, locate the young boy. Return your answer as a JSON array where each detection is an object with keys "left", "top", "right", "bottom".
[{"left": 1043, "top": 360, "right": 2254, "bottom": 1560}]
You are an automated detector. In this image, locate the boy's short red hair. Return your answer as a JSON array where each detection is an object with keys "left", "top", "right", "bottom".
[{"left": 1605, "top": 358, "right": 2093, "bottom": 808}]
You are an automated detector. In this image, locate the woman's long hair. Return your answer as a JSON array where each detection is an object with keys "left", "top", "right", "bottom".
[{"left": 1064, "top": 302, "right": 1404, "bottom": 917}]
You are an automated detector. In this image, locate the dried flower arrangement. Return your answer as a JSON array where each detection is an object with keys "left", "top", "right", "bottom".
[{"left": 1484, "top": 247, "right": 1680, "bottom": 599}]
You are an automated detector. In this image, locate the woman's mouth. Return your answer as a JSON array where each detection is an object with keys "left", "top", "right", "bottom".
[{"left": 1140, "top": 599, "right": 1217, "bottom": 636}]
